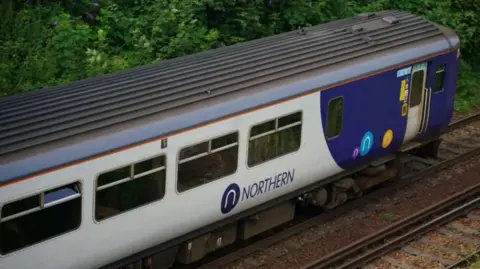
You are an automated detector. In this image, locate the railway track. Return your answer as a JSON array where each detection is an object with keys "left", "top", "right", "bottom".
[
  {"left": 299, "top": 183, "right": 480, "bottom": 269},
  {"left": 192, "top": 112, "right": 480, "bottom": 269},
  {"left": 446, "top": 247, "right": 480, "bottom": 269}
]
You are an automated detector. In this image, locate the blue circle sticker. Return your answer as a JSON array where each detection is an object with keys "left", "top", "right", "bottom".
[
  {"left": 221, "top": 183, "right": 241, "bottom": 214},
  {"left": 360, "top": 131, "right": 374, "bottom": 156}
]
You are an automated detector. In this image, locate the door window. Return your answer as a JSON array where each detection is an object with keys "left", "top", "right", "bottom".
[
  {"left": 326, "top": 97, "right": 343, "bottom": 139},
  {"left": 410, "top": 70, "right": 425, "bottom": 107},
  {"left": 434, "top": 64, "right": 445, "bottom": 93}
]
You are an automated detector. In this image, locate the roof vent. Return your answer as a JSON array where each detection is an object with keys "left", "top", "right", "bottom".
[
  {"left": 362, "top": 36, "right": 376, "bottom": 45},
  {"left": 382, "top": 16, "right": 399, "bottom": 24},
  {"left": 334, "top": 28, "right": 348, "bottom": 33},
  {"left": 359, "top": 13, "right": 376, "bottom": 19},
  {"left": 351, "top": 25, "right": 364, "bottom": 32},
  {"left": 297, "top": 28, "right": 307, "bottom": 35}
]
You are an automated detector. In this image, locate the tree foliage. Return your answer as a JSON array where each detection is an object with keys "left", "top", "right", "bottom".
[{"left": 1, "top": 0, "right": 479, "bottom": 110}]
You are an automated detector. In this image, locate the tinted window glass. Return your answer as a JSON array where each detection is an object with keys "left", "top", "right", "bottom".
[
  {"left": 1, "top": 195, "right": 39, "bottom": 218},
  {"left": 0, "top": 183, "right": 81, "bottom": 254},
  {"left": 278, "top": 112, "right": 302, "bottom": 128},
  {"left": 434, "top": 64, "right": 445, "bottom": 92},
  {"left": 95, "top": 155, "right": 166, "bottom": 220},
  {"left": 410, "top": 70, "right": 425, "bottom": 107},
  {"left": 248, "top": 112, "right": 302, "bottom": 167},
  {"left": 97, "top": 166, "right": 130, "bottom": 187},
  {"left": 178, "top": 132, "right": 238, "bottom": 192},
  {"left": 250, "top": 120, "right": 275, "bottom": 137},
  {"left": 179, "top": 142, "right": 209, "bottom": 160},
  {"left": 326, "top": 97, "right": 343, "bottom": 138}
]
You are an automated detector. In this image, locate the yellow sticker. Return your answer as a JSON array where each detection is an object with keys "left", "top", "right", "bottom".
[
  {"left": 401, "top": 103, "right": 408, "bottom": 116},
  {"left": 399, "top": 79, "right": 406, "bottom": 101},
  {"left": 382, "top": 129, "right": 393, "bottom": 149}
]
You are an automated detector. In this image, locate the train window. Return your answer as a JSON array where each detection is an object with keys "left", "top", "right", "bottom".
[
  {"left": 326, "top": 97, "right": 343, "bottom": 139},
  {"left": 1, "top": 194, "right": 39, "bottom": 218},
  {"left": 248, "top": 111, "right": 302, "bottom": 167},
  {"left": 410, "top": 70, "right": 425, "bottom": 107},
  {"left": 0, "top": 182, "right": 81, "bottom": 255},
  {"left": 250, "top": 120, "right": 275, "bottom": 137},
  {"left": 177, "top": 132, "right": 239, "bottom": 192},
  {"left": 95, "top": 155, "right": 166, "bottom": 221},
  {"left": 434, "top": 64, "right": 445, "bottom": 92}
]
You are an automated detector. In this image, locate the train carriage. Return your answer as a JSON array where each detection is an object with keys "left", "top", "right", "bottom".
[{"left": 0, "top": 10, "right": 459, "bottom": 269}]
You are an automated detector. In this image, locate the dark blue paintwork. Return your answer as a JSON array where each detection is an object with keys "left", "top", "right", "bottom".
[
  {"left": 321, "top": 50, "right": 458, "bottom": 170},
  {"left": 0, "top": 40, "right": 457, "bottom": 184},
  {"left": 421, "top": 51, "right": 458, "bottom": 138}
]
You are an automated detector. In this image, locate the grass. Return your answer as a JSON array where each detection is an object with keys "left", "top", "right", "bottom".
[{"left": 379, "top": 213, "right": 398, "bottom": 222}]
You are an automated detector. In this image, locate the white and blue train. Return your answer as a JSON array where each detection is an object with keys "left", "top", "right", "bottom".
[{"left": 0, "top": 11, "right": 460, "bottom": 269}]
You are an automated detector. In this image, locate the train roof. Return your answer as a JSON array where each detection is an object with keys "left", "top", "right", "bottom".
[{"left": 0, "top": 10, "right": 459, "bottom": 184}]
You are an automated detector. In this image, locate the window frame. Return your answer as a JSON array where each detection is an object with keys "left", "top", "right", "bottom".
[
  {"left": 0, "top": 180, "right": 82, "bottom": 255},
  {"left": 93, "top": 154, "right": 167, "bottom": 222},
  {"left": 246, "top": 110, "right": 303, "bottom": 168},
  {"left": 325, "top": 96, "right": 344, "bottom": 140},
  {"left": 176, "top": 131, "right": 239, "bottom": 194}
]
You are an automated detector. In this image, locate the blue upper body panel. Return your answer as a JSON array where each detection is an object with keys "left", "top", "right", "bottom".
[
  {"left": 321, "top": 50, "right": 458, "bottom": 169},
  {"left": 0, "top": 40, "right": 457, "bottom": 184}
]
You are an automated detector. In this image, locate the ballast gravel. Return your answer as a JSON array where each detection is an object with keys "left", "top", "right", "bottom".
[
  {"left": 425, "top": 232, "right": 476, "bottom": 254},
  {"left": 390, "top": 250, "right": 444, "bottom": 269},
  {"left": 457, "top": 218, "right": 480, "bottom": 230},
  {"left": 408, "top": 241, "right": 462, "bottom": 261}
]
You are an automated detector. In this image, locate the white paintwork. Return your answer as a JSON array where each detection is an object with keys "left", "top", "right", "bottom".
[
  {"left": 403, "top": 62, "right": 428, "bottom": 143},
  {"left": 0, "top": 92, "right": 347, "bottom": 269}
]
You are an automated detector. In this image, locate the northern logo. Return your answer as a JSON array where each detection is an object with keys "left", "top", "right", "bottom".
[
  {"left": 221, "top": 183, "right": 241, "bottom": 214},
  {"left": 220, "top": 169, "right": 295, "bottom": 214}
]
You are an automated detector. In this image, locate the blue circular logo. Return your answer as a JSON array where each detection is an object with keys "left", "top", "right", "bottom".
[
  {"left": 221, "top": 183, "right": 241, "bottom": 214},
  {"left": 360, "top": 131, "right": 374, "bottom": 156}
]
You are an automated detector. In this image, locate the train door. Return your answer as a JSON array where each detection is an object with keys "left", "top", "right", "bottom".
[
  {"left": 403, "top": 62, "right": 430, "bottom": 142},
  {"left": 417, "top": 63, "right": 435, "bottom": 135}
]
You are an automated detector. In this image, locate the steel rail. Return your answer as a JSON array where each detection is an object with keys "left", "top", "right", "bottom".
[
  {"left": 445, "top": 249, "right": 480, "bottom": 269},
  {"left": 445, "top": 112, "right": 480, "bottom": 132},
  {"left": 299, "top": 183, "right": 480, "bottom": 269}
]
